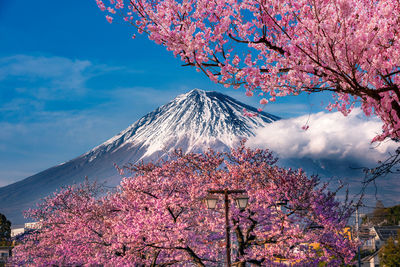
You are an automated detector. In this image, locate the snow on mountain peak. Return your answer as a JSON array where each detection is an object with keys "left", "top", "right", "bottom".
[{"left": 84, "top": 88, "right": 280, "bottom": 161}]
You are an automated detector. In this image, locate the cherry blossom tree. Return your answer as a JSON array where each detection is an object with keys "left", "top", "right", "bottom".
[
  {"left": 96, "top": 0, "right": 400, "bottom": 142},
  {"left": 11, "top": 144, "right": 357, "bottom": 266},
  {"left": 10, "top": 180, "right": 123, "bottom": 266}
]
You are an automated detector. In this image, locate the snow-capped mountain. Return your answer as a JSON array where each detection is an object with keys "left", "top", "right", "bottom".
[{"left": 0, "top": 89, "right": 279, "bottom": 224}]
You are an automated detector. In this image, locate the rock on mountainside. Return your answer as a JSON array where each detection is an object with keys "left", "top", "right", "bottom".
[{"left": 0, "top": 89, "right": 279, "bottom": 224}]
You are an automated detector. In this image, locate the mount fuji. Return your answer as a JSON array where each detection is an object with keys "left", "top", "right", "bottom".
[{"left": 0, "top": 89, "right": 280, "bottom": 224}]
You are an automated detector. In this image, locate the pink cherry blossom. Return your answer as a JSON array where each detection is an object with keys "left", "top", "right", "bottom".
[
  {"left": 105, "top": 15, "right": 113, "bottom": 23},
  {"left": 11, "top": 143, "right": 357, "bottom": 266},
  {"left": 107, "top": 7, "right": 116, "bottom": 14},
  {"left": 95, "top": 0, "right": 400, "bottom": 143},
  {"left": 96, "top": 0, "right": 106, "bottom": 11}
]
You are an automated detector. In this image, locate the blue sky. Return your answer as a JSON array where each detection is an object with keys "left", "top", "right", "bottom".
[{"left": 1, "top": 0, "right": 397, "bottom": 210}]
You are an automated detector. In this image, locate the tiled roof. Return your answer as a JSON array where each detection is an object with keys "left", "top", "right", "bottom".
[{"left": 374, "top": 225, "right": 400, "bottom": 241}]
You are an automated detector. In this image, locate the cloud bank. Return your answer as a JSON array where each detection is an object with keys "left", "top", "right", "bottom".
[
  {"left": 248, "top": 108, "right": 396, "bottom": 167},
  {"left": 248, "top": 109, "right": 399, "bottom": 205}
]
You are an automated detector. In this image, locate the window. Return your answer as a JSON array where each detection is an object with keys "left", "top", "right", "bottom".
[{"left": 0, "top": 252, "right": 9, "bottom": 257}]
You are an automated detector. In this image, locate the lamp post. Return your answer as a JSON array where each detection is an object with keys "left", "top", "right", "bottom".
[{"left": 205, "top": 189, "right": 248, "bottom": 267}]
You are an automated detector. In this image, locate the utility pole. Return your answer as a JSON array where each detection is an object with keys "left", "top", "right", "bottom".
[
  {"left": 356, "top": 207, "right": 361, "bottom": 267},
  {"left": 224, "top": 190, "right": 231, "bottom": 267}
]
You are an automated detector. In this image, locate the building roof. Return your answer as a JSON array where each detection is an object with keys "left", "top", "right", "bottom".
[
  {"left": 361, "top": 248, "right": 381, "bottom": 262},
  {"left": 374, "top": 225, "right": 400, "bottom": 241}
]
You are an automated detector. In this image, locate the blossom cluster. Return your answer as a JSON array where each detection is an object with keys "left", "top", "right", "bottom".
[
  {"left": 96, "top": 0, "right": 400, "bottom": 142},
  {"left": 11, "top": 144, "right": 357, "bottom": 266}
]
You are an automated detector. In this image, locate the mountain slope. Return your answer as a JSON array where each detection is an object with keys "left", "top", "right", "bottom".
[{"left": 0, "top": 89, "right": 279, "bottom": 224}]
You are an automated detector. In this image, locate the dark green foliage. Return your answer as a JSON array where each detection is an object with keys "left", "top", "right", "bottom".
[
  {"left": 386, "top": 205, "right": 400, "bottom": 225},
  {"left": 0, "top": 213, "right": 11, "bottom": 241},
  {"left": 379, "top": 230, "right": 400, "bottom": 266},
  {"left": 363, "top": 204, "right": 400, "bottom": 226}
]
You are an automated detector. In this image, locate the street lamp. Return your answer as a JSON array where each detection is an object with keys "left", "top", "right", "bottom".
[
  {"left": 205, "top": 189, "right": 248, "bottom": 267},
  {"left": 205, "top": 195, "right": 219, "bottom": 209},
  {"left": 235, "top": 195, "right": 249, "bottom": 210}
]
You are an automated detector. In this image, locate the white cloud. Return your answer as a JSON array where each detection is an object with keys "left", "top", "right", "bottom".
[
  {"left": 0, "top": 55, "right": 91, "bottom": 78},
  {"left": 248, "top": 108, "right": 397, "bottom": 166},
  {"left": 0, "top": 55, "right": 93, "bottom": 98},
  {"left": 247, "top": 109, "right": 399, "bottom": 206}
]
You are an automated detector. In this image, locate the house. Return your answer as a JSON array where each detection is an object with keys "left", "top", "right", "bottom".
[
  {"left": 24, "top": 221, "right": 41, "bottom": 230},
  {"left": 10, "top": 227, "right": 24, "bottom": 238},
  {"left": 359, "top": 225, "right": 400, "bottom": 267},
  {"left": 10, "top": 221, "right": 42, "bottom": 238},
  {"left": 0, "top": 242, "right": 13, "bottom": 265},
  {"left": 361, "top": 248, "right": 380, "bottom": 267},
  {"left": 360, "top": 225, "right": 400, "bottom": 251}
]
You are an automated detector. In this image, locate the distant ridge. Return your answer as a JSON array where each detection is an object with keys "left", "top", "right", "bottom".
[{"left": 0, "top": 89, "right": 279, "bottom": 224}]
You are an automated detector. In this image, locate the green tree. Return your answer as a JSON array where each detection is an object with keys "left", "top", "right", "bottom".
[
  {"left": 0, "top": 213, "right": 11, "bottom": 241},
  {"left": 379, "top": 230, "right": 400, "bottom": 266},
  {"left": 371, "top": 201, "right": 388, "bottom": 225},
  {"left": 363, "top": 203, "right": 400, "bottom": 226},
  {"left": 386, "top": 205, "right": 400, "bottom": 225}
]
